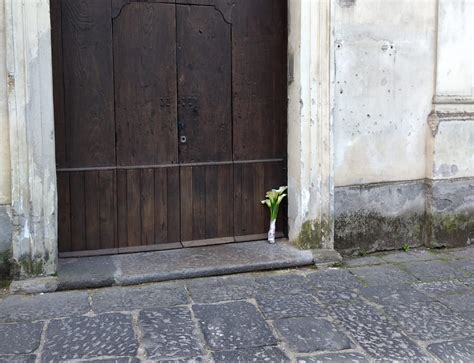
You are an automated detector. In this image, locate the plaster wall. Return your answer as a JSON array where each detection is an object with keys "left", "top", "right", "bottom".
[
  {"left": 0, "top": 0, "right": 11, "bottom": 205},
  {"left": 333, "top": 0, "right": 436, "bottom": 186},
  {"left": 436, "top": 0, "right": 474, "bottom": 98}
]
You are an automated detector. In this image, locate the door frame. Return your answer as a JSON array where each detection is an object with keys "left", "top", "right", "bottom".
[{"left": 5, "top": 0, "right": 335, "bottom": 277}]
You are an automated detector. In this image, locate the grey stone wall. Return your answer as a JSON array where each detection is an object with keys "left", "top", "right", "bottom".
[
  {"left": 334, "top": 181, "right": 426, "bottom": 255},
  {"left": 0, "top": 204, "right": 11, "bottom": 277},
  {"left": 427, "top": 178, "right": 474, "bottom": 248},
  {"left": 335, "top": 179, "right": 473, "bottom": 255}
]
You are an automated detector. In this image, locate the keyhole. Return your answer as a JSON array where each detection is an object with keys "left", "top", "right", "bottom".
[{"left": 180, "top": 135, "right": 187, "bottom": 143}]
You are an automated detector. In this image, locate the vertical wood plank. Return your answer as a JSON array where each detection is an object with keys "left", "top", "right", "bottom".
[
  {"left": 117, "top": 169, "right": 128, "bottom": 248},
  {"left": 154, "top": 168, "right": 168, "bottom": 243},
  {"left": 99, "top": 170, "right": 117, "bottom": 249},
  {"left": 141, "top": 169, "right": 155, "bottom": 245},
  {"left": 57, "top": 173, "right": 71, "bottom": 252},
  {"left": 70, "top": 172, "right": 86, "bottom": 251},
  {"left": 233, "top": 164, "right": 242, "bottom": 236},
  {"left": 217, "top": 164, "right": 233, "bottom": 237},
  {"left": 84, "top": 171, "right": 100, "bottom": 250},
  {"left": 192, "top": 167, "right": 206, "bottom": 240},
  {"left": 205, "top": 166, "right": 218, "bottom": 238},
  {"left": 180, "top": 167, "right": 193, "bottom": 241},
  {"left": 126, "top": 170, "right": 141, "bottom": 246},
  {"left": 167, "top": 168, "right": 181, "bottom": 242}
]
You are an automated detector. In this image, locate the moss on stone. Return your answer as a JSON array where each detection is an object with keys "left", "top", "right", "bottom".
[
  {"left": 334, "top": 211, "right": 425, "bottom": 256},
  {"left": 294, "top": 219, "right": 331, "bottom": 250},
  {"left": 427, "top": 212, "right": 473, "bottom": 248},
  {"left": 0, "top": 250, "right": 11, "bottom": 279},
  {"left": 10, "top": 257, "right": 46, "bottom": 279}
]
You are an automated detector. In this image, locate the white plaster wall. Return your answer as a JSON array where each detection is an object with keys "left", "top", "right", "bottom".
[
  {"left": 432, "top": 120, "right": 474, "bottom": 179},
  {"left": 436, "top": 0, "right": 474, "bottom": 98},
  {"left": 333, "top": 0, "right": 436, "bottom": 186},
  {"left": 0, "top": 0, "right": 11, "bottom": 204}
]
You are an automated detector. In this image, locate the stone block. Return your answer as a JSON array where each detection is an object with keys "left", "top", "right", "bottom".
[
  {"left": 428, "top": 337, "right": 474, "bottom": 362},
  {"left": 0, "top": 322, "right": 43, "bottom": 355},
  {"left": 256, "top": 293, "right": 326, "bottom": 319},
  {"left": 349, "top": 265, "right": 417, "bottom": 286},
  {"left": 295, "top": 352, "right": 369, "bottom": 363},
  {"left": 91, "top": 281, "right": 189, "bottom": 313},
  {"left": 139, "top": 307, "right": 203, "bottom": 359},
  {"left": 43, "top": 314, "right": 138, "bottom": 361},
  {"left": 329, "top": 303, "right": 427, "bottom": 360},
  {"left": 400, "top": 260, "right": 466, "bottom": 281},
  {"left": 0, "top": 290, "right": 90, "bottom": 322},
  {"left": 384, "top": 301, "right": 474, "bottom": 341},
  {"left": 213, "top": 347, "right": 289, "bottom": 363},
  {"left": 193, "top": 301, "right": 276, "bottom": 350},
  {"left": 273, "top": 317, "right": 352, "bottom": 353},
  {"left": 307, "top": 269, "right": 363, "bottom": 290}
]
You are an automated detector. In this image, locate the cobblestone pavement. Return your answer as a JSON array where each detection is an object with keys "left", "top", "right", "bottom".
[{"left": 1, "top": 246, "right": 474, "bottom": 362}]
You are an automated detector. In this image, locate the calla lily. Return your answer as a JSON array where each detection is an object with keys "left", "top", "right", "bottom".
[{"left": 261, "top": 186, "right": 287, "bottom": 243}]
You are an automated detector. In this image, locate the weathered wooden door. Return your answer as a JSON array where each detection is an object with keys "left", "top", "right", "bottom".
[{"left": 52, "top": 0, "right": 287, "bottom": 256}]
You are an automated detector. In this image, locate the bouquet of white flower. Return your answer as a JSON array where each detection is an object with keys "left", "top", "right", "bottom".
[{"left": 261, "top": 186, "right": 287, "bottom": 244}]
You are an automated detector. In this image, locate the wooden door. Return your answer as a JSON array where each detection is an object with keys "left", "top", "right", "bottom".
[{"left": 52, "top": 0, "right": 287, "bottom": 256}]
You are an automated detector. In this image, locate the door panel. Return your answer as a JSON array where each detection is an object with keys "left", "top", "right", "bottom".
[
  {"left": 180, "top": 165, "right": 234, "bottom": 244},
  {"left": 177, "top": 5, "right": 232, "bottom": 163},
  {"left": 114, "top": 3, "right": 178, "bottom": 166},
  {"left": 232, "top": 0, "right": 287, "bottom": 160},
  {"left": 234, "top": 161, "right": 286, "bottom": 240},
  {"left": 53, "top": 0, "right": 288, "bottom": 256},
  {"left": 60, "top": 0, "right": 115, "bottom": 168}
]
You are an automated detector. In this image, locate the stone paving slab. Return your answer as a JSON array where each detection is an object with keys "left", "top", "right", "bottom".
[
  {"left": 329, "top": 303, "right": 429, "bottom": 361},
  {"left": 193, "top": 301, "right": 276, "bottom": 350},
  {"left": 313, "top": 289, "right": 363, "bottom": 305},
  {"left": 273, "top": 317, "right": 352, "bottom": 353},
  {"left": 383, "top": 301, "right": 474, "bottom": 341},
  {"left": 344, "top": 255, "right": 385, "bottom": 267},
  {"left": 447, "top": 246, "right": 474, "bottom": 259},
  {"left": 255, "top": 273, "right": 314, "bottom": 296},
  {"left": 0, "top": 355, "right": 35, "bottom": 363},
  {"left": 42, "top": 313, "right": 138, "bottom": 361},
  {"left": 91, "top": 281, "right": 189, "bottom": 313},
  {"left": 413, "top": 279, "right": 471, "bottom": 296},
  {"left": 212, "top": 346, "right": 289, "bottom": 363},
  {"left": 380, "top": 249, "right": 440, "bottom": 263},
  {"left": 186, "top": 274, "right": 260, "bottom": 303},
  {"left": 0, "top": 322, "right": 43, "bottom": 355},
  {"left": 116, "top": 240, "right": 314, "bottom": 286},
  {"left": 448, "top": 258, "right": 474, "bottom": 275},
  {"left": 360, "top": 284, "right": 434, "bottom": 306},
  {"left": 306, "top": 269, "right": 363, "bottom": 290},
  {"left": 295, "top": 352, "right": 369, "bottom": 363},
  {"left": 428, "top": 337, "right": 474, "bottom": 362},
  {"left": 256, "top": 292, "right": 326, "bottom": 319},
  {"left": 401, "top": 260, "right": 467, "bottom": 281},
  {"left": 0, "top": 290, "right": 90, "bottom": 322},
  {"left": 139, "top": 307, "right": 203, "bottom": 360},
  {"left": 349, "top": 265, "right": 418, "bottom": 286},
  {"left": 435, "top": 291, "right": 474, "bottom": 312}
]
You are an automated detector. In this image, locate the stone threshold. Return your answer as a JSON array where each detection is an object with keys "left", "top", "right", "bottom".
[{"left": 10, "top": 240, "right": 341, "bottom": 294}]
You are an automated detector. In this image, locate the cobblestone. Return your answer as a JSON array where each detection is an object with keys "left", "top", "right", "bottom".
[{"left": 0, "top": 246, "right": 473, "bottom": 362}]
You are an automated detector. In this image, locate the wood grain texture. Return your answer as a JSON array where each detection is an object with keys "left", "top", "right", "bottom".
[
  {"left": 234, "top": 161, "right": 286, "bottom": 237},
  {"left": 177, "top": 4, "right": 232, "bottom": 163},
  {"left": 180, "top": 165, "right": 233, "bottom": 242},
  {"left": 114, "top": 3, "right": 178, "bottom": 166},
  {"left": 57, "top": 173, "right": 71, "bottom": 252},
  {"left": 232, "top": 0, "right": 287, "bottom": 160},
  {"left": 61, "top": 0, "right": 115, "bottom": 168}
]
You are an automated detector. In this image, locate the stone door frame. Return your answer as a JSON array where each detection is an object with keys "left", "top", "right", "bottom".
[{"left": 5, "top": 0, "right": 335, "bottom": 278}]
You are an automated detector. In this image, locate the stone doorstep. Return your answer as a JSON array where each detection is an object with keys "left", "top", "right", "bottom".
[{"left": 9, "top": 240, "right": 341, "bottom": 294}]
